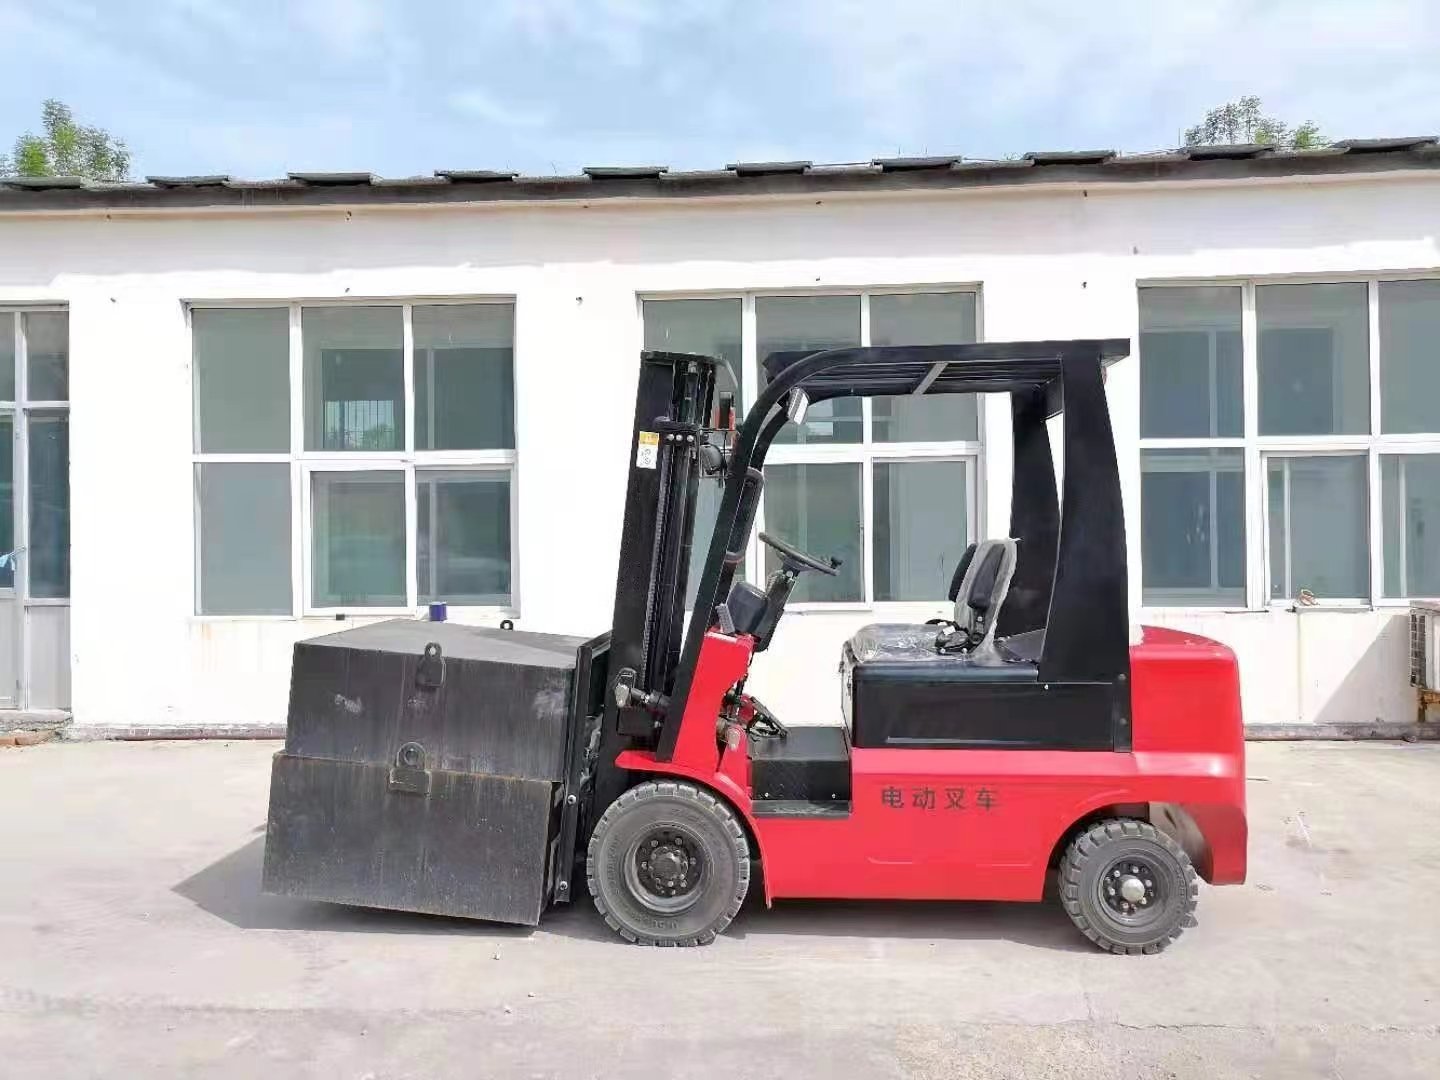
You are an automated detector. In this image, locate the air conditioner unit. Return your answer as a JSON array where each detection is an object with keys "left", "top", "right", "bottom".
[{"left": 1411, "top": 603, "right": 1440, "bottom": 692}]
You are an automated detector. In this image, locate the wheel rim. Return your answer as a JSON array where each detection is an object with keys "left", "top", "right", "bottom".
[
  {"left": 1096, "top": 855, "right": 1166, "bottom": 929},
  {"left": 623, "top": 824, "right": 709, "bottom": 914}
]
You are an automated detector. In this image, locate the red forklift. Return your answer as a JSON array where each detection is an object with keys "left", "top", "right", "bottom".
[{"left": 263, "top": 338, "right": 1247, "bottom": 955}]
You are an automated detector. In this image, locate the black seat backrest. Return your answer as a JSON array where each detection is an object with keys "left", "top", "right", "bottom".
[
  {"left": 946, "top": 542, "right": 979, "bottom": 603},
  {"left": 962, "top": 540, "right": 1016, "bottom": 649}
]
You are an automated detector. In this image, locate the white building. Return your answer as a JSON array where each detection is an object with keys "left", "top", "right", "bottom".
[{"left": 1, "top": 142, "right": 1437, "bottom": 736}]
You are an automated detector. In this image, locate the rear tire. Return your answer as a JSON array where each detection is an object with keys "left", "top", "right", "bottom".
[
  {"left": 586, "top": 780, "right": 750, "bottom": 946},
  {"left": 1059, "top": 818, "right": 1198, "bottom": 955}
]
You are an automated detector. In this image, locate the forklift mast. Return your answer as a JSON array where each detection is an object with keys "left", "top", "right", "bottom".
[{"left": 593, "top": 350, "right": 718, "bottom": 810}]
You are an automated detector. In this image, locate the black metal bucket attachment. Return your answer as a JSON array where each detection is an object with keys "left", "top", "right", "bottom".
[{"left": 261, "top": 620, "right": 608, "bottom": 926}]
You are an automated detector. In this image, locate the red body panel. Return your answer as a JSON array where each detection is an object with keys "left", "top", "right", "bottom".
[{"left": 621, "top": 624, "right": 1247, "bottom": 903}]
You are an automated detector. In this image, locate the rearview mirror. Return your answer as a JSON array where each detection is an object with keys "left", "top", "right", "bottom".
[{"left": 786, "top": 388, "right": 810, "bottom": 425}]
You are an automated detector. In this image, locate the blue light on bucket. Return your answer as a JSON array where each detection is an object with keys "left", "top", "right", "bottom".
[{"left": 428, "top": 602, "right": 448, "bottom": 622}]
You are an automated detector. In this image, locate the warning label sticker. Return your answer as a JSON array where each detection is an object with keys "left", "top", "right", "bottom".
[{"left": 636, "top": 430, "right": 660, "bottom": 470}]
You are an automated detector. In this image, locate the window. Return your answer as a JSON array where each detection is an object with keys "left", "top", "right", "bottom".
[
  {"left": 192, "top": 301, "right": 516, "bottom": 615},
  {"left": 643, "top": 289, "right": 980, "bottom": 607},
  {"left": 1138, "top": 287, "right": 1246, "bottom": 605},
  {"left": 0, "top": 310, "right": 71, "bottom": 599},
  {"left": 1141, "top": 449, "right": 1244, "bottom": 606},
  {"left": 1266, "top": 455, "right": 1368, "bottom": 600},
  {"left": 1141, "top": 277, "right": 1440, "bottom": 607},
  {"left": 1380, "top": 280, "right": 1440, "bottom": 435},
  {"left": 1257, "top": 284, "right": 1369, "bottom": 436},
  {"left": 643, "top": 298, "right": 743, "bottom": 607},
  {"left": 1383, "top": 456, "right": 1440, "bottom": 598}
]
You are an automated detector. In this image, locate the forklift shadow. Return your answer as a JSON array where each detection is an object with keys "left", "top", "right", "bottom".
[
  {"left": 172, "top": 835, "right": 609, "bottom": 940},
  {"left": 724, "top": 883, "right": 1090, "bottom": 952}
]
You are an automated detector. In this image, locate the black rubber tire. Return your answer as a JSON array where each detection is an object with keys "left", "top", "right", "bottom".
[
  {"left": 1059, "top": 818, "right": 1199, "bottom": 955},
  {"left": 586, "top": 781, "right": 750, "bottom": 946}
]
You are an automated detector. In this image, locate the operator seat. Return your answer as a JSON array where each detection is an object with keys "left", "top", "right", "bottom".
[
  {"left": 843, "top": 538, "right": 1019, "bottom": 665},
  {"left": 936, "top": 538, "right": 1018, "bottom": 662}
]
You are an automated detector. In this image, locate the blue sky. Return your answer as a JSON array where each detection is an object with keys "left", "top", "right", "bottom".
[{"left": 1, "top": 0, "right": 1437, "bottom": 179}]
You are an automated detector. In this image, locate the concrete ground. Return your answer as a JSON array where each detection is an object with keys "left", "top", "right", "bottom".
[{"left": 1, "top": 741, "right": 1437, "bottom": 1080}]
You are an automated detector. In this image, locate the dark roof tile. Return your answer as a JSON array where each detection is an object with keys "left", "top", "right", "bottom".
[{"left": 582, "top": 165, "right": 667, "bottom": 179}]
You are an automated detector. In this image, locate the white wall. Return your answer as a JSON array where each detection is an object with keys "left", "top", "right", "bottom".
[{"left": 1, "top": 169, "right": 1437, "bottom": 730}]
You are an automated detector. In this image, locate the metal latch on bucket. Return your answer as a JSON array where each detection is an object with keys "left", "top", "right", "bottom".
[{"left": 389, "top": 741, "right": 431, "bottom": 795}]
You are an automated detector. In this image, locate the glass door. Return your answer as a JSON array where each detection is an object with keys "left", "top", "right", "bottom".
[
  {"left": 0, "top": 410, "right": 18, "bottom": 707},
  {"left": 0, "top": 310, "right": 71, "bottom": 711}
]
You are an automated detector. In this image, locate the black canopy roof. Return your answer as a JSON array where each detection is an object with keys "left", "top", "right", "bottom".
[{"left": 761, "top": 339, "right": 1129, "bottom": 409}]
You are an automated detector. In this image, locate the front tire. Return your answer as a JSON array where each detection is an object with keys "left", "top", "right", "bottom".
[
  {"left": 586, "top": 780, "right": 750, "bottom": 946},
  {"left": 1059, "top": 818, "right": 1198, "bottom": 955}
]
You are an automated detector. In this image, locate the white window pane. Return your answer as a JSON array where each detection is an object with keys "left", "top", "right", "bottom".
[
  {"left": 28, "top": 412, "right": 69, "bottom": 599},
  {"left": 1139, "top": 287, "right": 1242, "bottom": 438},
  {"left": 1383, "top": 455, "right": 1440, "bottom": 598},
  {"left": 870, "top": 293, "right": 978, "bottom": 442},
  {"left": 1379, "top": 280, "right": 1440, "bottom": 435},
  {"left": 195, "top": 463, "right": 292, "bottom": 614},
  {"left": 1267, "top": 456, "right": 1368, "bottom": 600},
  {"left": 1258, "top": 284, "right": 1369, "bottom": 435},
  {"left": 757, "top": 296, "right": 861, "bottom": 445},
  {"left": 311, "top": 472, "right": 405, "bottom": 607},
  {"left": 303, "top": 307, "right": 403, "bottom": 451},
  {"left": 193, "top": 308, "right": 290, "bottom": 453},
  {"left": 413, "top": 304, "right": 514, "bottom": 450},
  {"left": 873, "top": 460, "right": 969, "bottom": 600},
  {"left": 417, "top": 470, "right": 511, "bottom": 605},
  {"left": 24, "top": 311, "right": 68, "bottom": 401},
  {"left": 763, "top": 463, "right": 862, "bottom": 602},
  {"left": 0, "top": 313, "right": 14, "bottom": 400},
  {"left": 643, "top": 298, "right": 742, "bottom": 402},
  {"left": 1142, "top": 449, "right": 1245, "bottom": 606}
]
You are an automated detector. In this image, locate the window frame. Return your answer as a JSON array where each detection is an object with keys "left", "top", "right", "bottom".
[
  {"left": 640, "top": 285, "right": 984, "bottom": 612},
  {"left": 1139, "top": 272, "right": 1440, "bottom": 611},
  {"left": 0, "top": 305, "right": 71, "bottom": 609},
  {"left": 189, "top": 297, "right": 519, "bottom": 620}
]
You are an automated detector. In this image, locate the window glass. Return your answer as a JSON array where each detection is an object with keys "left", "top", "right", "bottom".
[
  {"left": 763, "top": 463, "right": 862, "bottom": 602},
  {"left": 643, "top": 298, "right": 742, "bottom": 402},
  {"left": 193, "top": 308, "right": 290, "bottom": 453},
  {"left": 417, "top": 470, "right": 511, "bottom": 605},
  {"left": 1267, "top": 455, "right": 1367, "bottom": 600},
  {"left": 1382, "top": 455, "right": 1440, "bottom": 598},
  {"left": 195, "top": 463, "right": 292, "bottom": 614},
  {"left": 873, "top": 459, "right": 969, "bottom": 600},
  {"left": 1379, "top": 280, "right": 1440, "bottom": 435},
  {"left": 1257, "top": 284, "right": 1369, "bottom": 435},
  {"left": 757, "top": 296, "right": 861, "bottom": 444},
  {"left": 0, "top": 415, "right": 12, "bottom": 589},
  {"left": 1139, "top": 287, "right": 1242, "bottom": 438},
  {"left": 303, "top": 306, "right": 404, "bottom": 451},
  {"left": 28, "top": 411, "right": 69, "bottom": 598},
  {"left": 870, "top": 293, "right": 979, "bottom": 442},
  {"left": 643, "top": 299, "right": 744, "bottom": 607},
  {"left": 0, "top": 313, "right": 13, "bottom": 400},
  {"left": 413, "top": 304, "right": 515, "bottom": 450},
  {"left": 311, "top": 471, "right": 405, "bottom": 607},
  {"left": 1141, "top": 449, "right": 1245, "bottom": 606},
  {"left": 24, "top": 312, "right": 68, "bottom": 402}
]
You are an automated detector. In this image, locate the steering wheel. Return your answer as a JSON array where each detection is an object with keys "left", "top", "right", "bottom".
[{"left": 759, "top": 531, "right": 841, "bottom": 577}]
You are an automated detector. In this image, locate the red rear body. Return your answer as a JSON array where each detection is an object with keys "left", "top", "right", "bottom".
[{"left": 618, "top": 625, "right": 1247, "bottom": 903}]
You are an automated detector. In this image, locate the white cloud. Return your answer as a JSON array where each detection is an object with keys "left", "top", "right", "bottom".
[
  {"left": 776, "top": 0, "right": 1440, "bottom": 153},
  {"left": 448, "top": 89, "right": 549, "bottom": 130}
]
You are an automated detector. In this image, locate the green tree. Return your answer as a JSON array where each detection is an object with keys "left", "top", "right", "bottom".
[
  {"left": 0, "top": 99, "right": 132, "bottom": 181},
  {"left": 1183, "top": 96, "right": 1326, "bottom": 150}
]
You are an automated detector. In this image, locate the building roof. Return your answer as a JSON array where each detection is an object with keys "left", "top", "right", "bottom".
[{"left": 2, "top": 139, "right": 1437, "bottom": 214}]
